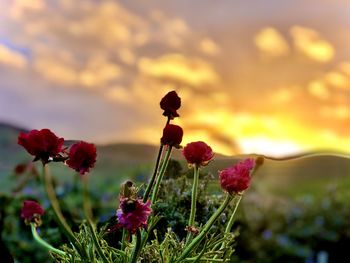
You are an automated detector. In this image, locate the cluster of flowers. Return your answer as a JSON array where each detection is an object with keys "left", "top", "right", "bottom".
[{"left": 19, "top": 90, "right": 262, "bottom": 262}]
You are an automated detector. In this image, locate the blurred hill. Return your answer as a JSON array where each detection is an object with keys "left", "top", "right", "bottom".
[{"left": 1, "top": 122, "right": 350, "bottom": 197}]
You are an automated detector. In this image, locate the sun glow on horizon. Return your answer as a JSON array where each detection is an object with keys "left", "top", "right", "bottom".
[{"left": 1, "top": 0, "right": 350, "bottom": 158}]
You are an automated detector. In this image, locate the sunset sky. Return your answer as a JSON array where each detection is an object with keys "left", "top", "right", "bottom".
[{"left": 1, "top": 0, "right": 350, "bottom": 156}]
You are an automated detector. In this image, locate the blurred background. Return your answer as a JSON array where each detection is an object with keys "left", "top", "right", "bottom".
[{"left": 1, "top": 0, "right": 350, "bottom": 262}]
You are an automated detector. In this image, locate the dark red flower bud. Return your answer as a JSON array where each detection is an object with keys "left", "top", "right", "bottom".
[
  {"left": 21, "top": 200, "right": 45, "bottom": 226},
  {"left": 18, "top": 129, "right": 64, "bottom": 164},
  {"left": 66, "top": 141, "right": 97, "bottom": 175},
  {"left": 219, "top": 158, "right": 255, "bottom": 194},
  {"left": 182, "top": 141, "right": 214, "bottom": 166},
  {"left": 160, "top": 91, "right": 181, "bottom": 119},
  {"left": 160, "top": 124, "right": 183, "bottom": 147}
]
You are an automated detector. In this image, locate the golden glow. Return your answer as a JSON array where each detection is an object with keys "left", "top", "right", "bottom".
[
  {"left": 291, "top": 26, "right": 334, "bottom": 63},
  {"left": 138, "top": 54, "right": 219, "bottom": 86},
  {"left": 254, "top": 27, "right": 290, "bottom": 57},
  {"left": 199, "top": 38, "right": 220, "bottom": 56},
  {"left": 307, "top": 80, "right": 329, "bottom": 100},
  {"left": 325, "top": 71, "right": 348, "bottom": 88},
  {"left": 174, "top": 110, "right": 350, "bottom": 156}
]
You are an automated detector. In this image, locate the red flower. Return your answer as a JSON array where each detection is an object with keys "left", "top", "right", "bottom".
[
  {"left": 161, "top": 124, "right": 183, "bottom": 147},
  {"left": 18, "top": 129, "right": 64, "bottom": 164},
  {"left": 21, "top": 200, "right": 45, "bottom": 225},
  {"left": 182, "top": 141, "right": 214, "bottom": 166},
  {"left": 219, "top": 158, "right": 255, "bottom": 194},
  {"left": 160, "top": 91, "right": 181, "bottom": 119},
  {"left": 116, "top": 198, "right": 152, "bottom": 234},
  {"left": 66, "top": 141, "right": 97, "bottom": 175}
]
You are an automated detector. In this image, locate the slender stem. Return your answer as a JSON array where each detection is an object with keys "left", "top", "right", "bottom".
[
  {"left": 30, "top": 223, "right": 66, "bottom": 256},
  {"left": 42, "top": 165, "right": 86, "bottom": 259},
  {"left": 143, "top": 117, "right": 170, "bottom": 203},
  {"left": 138, "top": 146, "right": 172, "bottom": 261},
  {"left": 224, "top": 194, "right": 242, "bottom": 234},
  {"left": 129, "top": 229, "right": 141, "bottom": 263},
  {"left": 121, "top": 229, "right": 127, "bottom": 250},
  {"left": 143, "top": 145, "right": 164, "bottom": 203},
  {"left": 212, "top": 194, "right": 242, "bottom": 259},
  {"left": 150, "top": 146, "right": 173, "bottom": 204},
  {"left": 175, "top": 194, "right": 233, "bottom": 263},
  {"left": 82, "top": 177, "right": 111, "bottom": 263},
  {"left": 185, "top": 165, "right": 200, "bottom": 245}
]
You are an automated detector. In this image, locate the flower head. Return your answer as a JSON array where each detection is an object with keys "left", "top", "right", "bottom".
[
  {"left": 160, "top": 91, "right": 181, "bottom": 119},
  {"left": 219, "top": 158, "right": 255, "bottom": 194},
  {"left": 183, "top": 141, "right": 214, "bottom": 166},
  {"left": 116, "top": 198, "right": 152, "bottom": 234},
  {"left": 18, "top": 129, "right": 64, "bottom": 164},
  {"left": 21, "top": 200, "right": 45, "bottom": 226},
  {"left": 161, "top": 124, "right": 183, "bottom": 147},
  {"left": 66, "top": 141, "right": 97, "bottom": 175}
]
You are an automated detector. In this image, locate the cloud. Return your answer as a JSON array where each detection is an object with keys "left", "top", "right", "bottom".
[
  {"left": 0, "top": 44, "right": 28, "bottom": 69},
  {"left": 254, "top": 27, "right": 290, "bottom": 57},
  {"left": 307, "top": 80, "right": 329, "bottom": 100},
  {"left": 290, "top": 26, "right": 335, "bottom": 63},
  {"left": 199, "top": 38, "right": 221, "bottom": 56},
  {"left": 138, "top": 53, "right": 220, "bottom": 87}
]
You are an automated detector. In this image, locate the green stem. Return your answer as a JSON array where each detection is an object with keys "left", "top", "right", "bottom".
[
  {"left": 121, "top": 229, "right": 127, "bottom": 250},
  {"left": 42, "top": 165, "right": 87, "bottom": 259},
  {"left": 82, "top": 177, "right": 111, "bottom": 263},
  {"left": 212, "top": 194, "right": 242, "bottom": 259},
  {"left": 224, "top": 194, "right": 242, "bottom": 234},
  {"left": 30, "top": 223, "right": 66, "bottom": 256},
  {"left": 129, "top": 229, "right": 141, "bottom": 263},
  {"left": 175, "top": 194, "right": 233, "bottom": 263},
  {"left": 143, "top": 145, "right": 164, "bottom": 203},
  {"left": 185, "top": 165, "right": 200, "bottom": 245},
  {"left": 143, "top": 117, "right": 170, "bottom": 203},
  {"left": 150, "top": 146, "right": 173, "bottom": 204}
]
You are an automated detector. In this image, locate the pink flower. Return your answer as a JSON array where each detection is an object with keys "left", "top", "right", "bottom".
[
  {"left": 182, "top": 141, "right": 214, "bottom": 166},
  {"left": 160, "top": 124, "right": 183, "bottom": 147},
  {"left": 116, "top": 198, "right": 152, "bottom": 234},
  {"left": 160, "top": 91, "right": 181, "bottom": 119},
  {"left": 18, "top": 129, "right": 64, "bottom": 164},
  {"left": 66, "top": 141, "right": 97, "bottom": 175},
  {"left": 21, "top": 200, "right": 45, "bottom": 225},
  {"left": 219, "top": 158, "right": 255, "bottom": 194}
]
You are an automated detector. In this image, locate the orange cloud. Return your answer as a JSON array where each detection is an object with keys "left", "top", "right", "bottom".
[
  {"left": 199, "top": 38, "right": 221, "bottom": 56},
  {"left": 290, "top": 26, "right": 334, "bottom": 63},
  {"left": 254, "top": 27, "right": 290, "bottom": 57},
  {"left": 138, "top": 54, "right": 220, "bottom": 87}
]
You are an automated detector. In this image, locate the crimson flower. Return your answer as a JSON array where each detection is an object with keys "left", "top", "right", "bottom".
[
  {"left": 116, "top": 198, "right": 152, "bottom": 234},
  {"left": 160, "top": 91, "right": 181, "bottom": 119},
  {"left": 161, "top": 124, "right": 183, "bottom": 147},
  {"left": 182, "top": 141, "right": 214, "bottom": 166},
  {"left": 18, "top": 129, "right": 64, "bottom": 164},
  {"left": 21, "top": 200, "right": 45, "bottom": 225},
  {"left": 219, "top": 158, "right": 255, "bottom": 194},
  {"left": 66, "top": 141, "right": 97, "bottom": 175}
]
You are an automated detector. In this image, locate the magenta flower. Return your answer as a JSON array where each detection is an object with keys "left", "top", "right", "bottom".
[
  {"left": 116, "top": 198, "right": 152, "bottom": 234},
  {"left": 182, "top": 141, "right": 214, "bottom": 166},
  {"left": 219, "top": 158, "right": 255, "bottom": 194},
  {"left": 18, "top": 129, "right": 64, "bottom": 164},
  {"left": 160, "top": 91, "right": 181, "bottom": 119},
  {"left": 160, "top": 124, "right": 183, "bottom": 147},
  {"left": 66, "top": 141, "right": 97, "bottom": 175},
  {"left": 21, "top": 200, "right": 45, "bottom": 225}
]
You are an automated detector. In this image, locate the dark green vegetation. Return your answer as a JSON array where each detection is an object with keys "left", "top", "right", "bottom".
[{"left": 1, "top": 123, "right": 350, "bottom": 262}]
